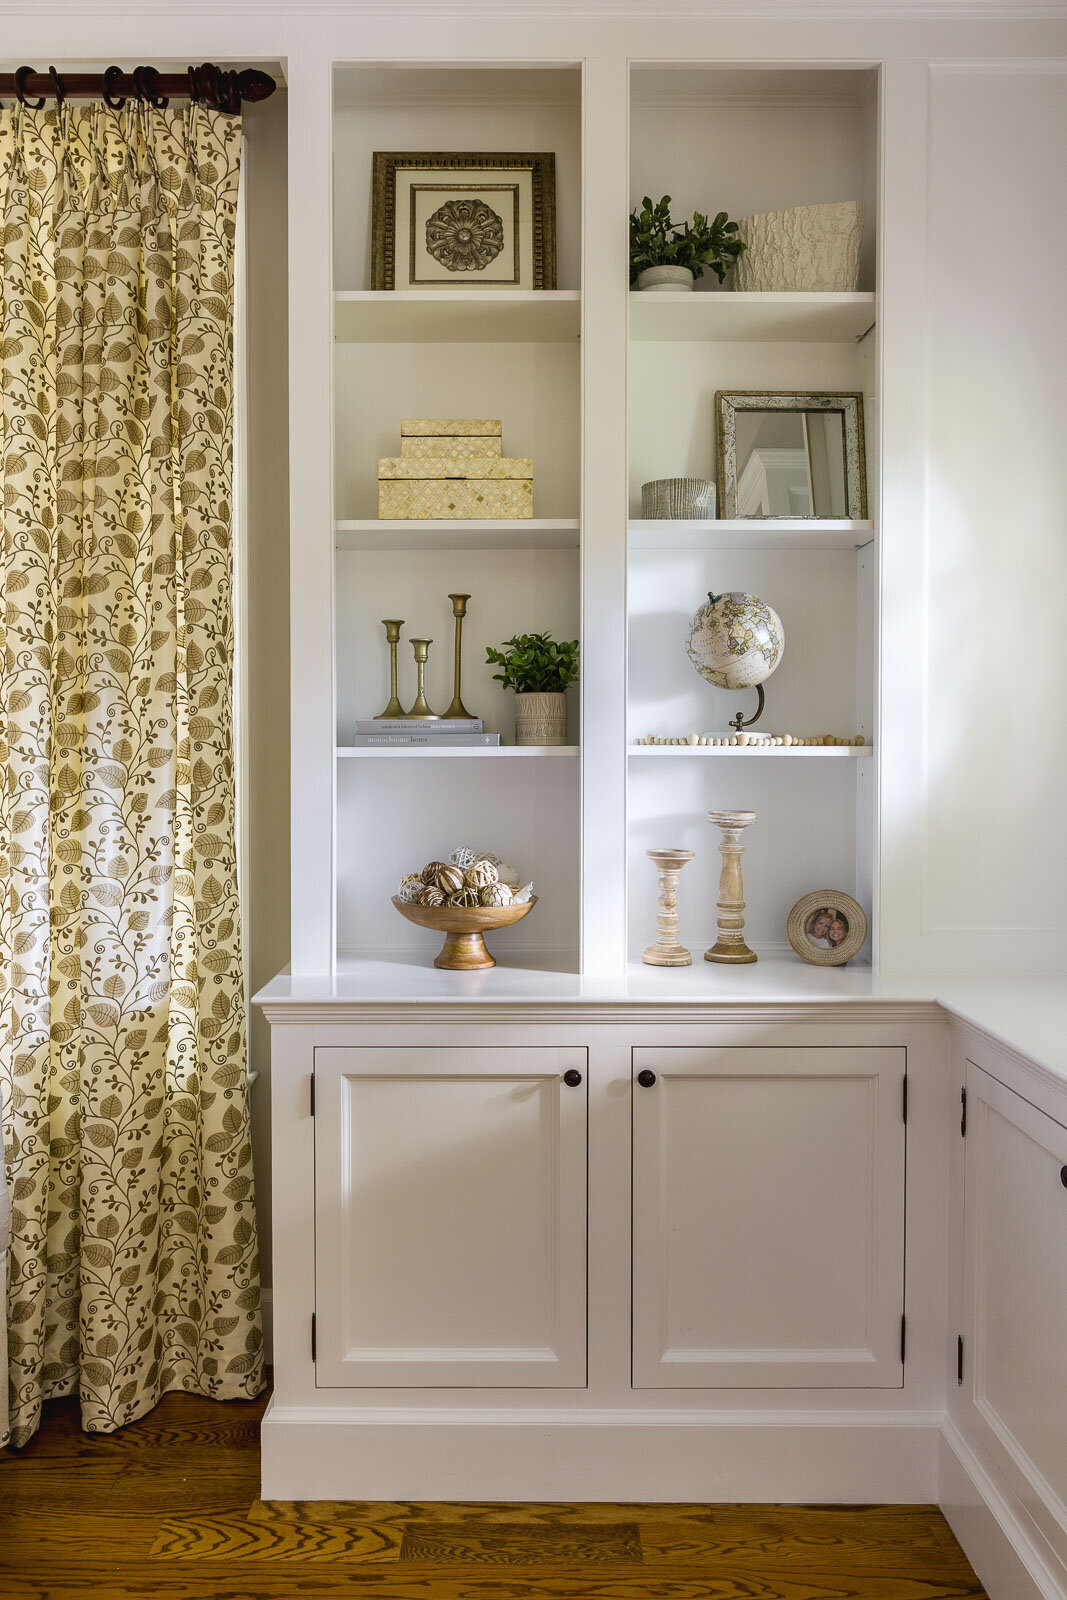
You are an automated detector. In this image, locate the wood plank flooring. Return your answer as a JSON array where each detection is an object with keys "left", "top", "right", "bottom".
[{"left": 0, "top": 1386, "right": 989, "bottom": 1599}]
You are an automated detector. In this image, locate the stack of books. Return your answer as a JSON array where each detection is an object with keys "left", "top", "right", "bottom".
[{"left": 351, "top": 718, "right": 500, "bottom": 748}]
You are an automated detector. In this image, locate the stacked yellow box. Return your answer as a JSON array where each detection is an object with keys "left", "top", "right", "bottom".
[{"left": 378, "top": 419, "right": 534, "bottom": 520}]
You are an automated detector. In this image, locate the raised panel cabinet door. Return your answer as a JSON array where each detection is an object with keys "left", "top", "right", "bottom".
[
  {"left": 963, "top": 1063, "right": 1067, "bottom": 1568},
  {"left": 632, "top": 1047, "right": 906, "bottom": 1388},
  {"left": 313, "top": 1046, "right": 587, "bottom": 1387}
]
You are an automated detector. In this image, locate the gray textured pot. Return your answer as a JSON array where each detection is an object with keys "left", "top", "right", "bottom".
[
  {"left": 636, "top": 265, "right": 694, "bottom": 293},
  {"left": 641, "top": 478, "right": 717, "bottom": 520}
]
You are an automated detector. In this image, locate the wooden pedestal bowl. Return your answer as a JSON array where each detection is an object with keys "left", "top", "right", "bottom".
[{"left": 391, "top": 895, "right": 538, "bottom": 970}]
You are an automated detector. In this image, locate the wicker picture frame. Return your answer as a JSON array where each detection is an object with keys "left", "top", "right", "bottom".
[
  {"left": 786, "top": 890, "right": 868, "bottom": 967},
  {"left": 372, "top": 151, "right": 557, "bottom": 291}
]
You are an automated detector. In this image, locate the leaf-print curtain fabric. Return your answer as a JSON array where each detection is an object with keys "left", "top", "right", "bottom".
[{"left": 0, "top": 104, "right": 262, "bottom": 1448}]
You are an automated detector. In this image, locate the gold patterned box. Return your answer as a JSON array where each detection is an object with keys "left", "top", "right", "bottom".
[
  {"left": 400, "top": 419, "right": 501, "bottom": 436},
  {"left": 400, "top": 435, "right": 503, "bottom": 460},
  {"left": 379, "top": 457, "right": 532, "bottom": 480},
  {"left": 378, "top": 479, "right": 533, "bottom": 520}
]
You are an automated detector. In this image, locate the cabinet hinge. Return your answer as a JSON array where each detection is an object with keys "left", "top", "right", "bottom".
[
  {"left": 957, "top": 1333, "right": 964, "bottom": 1385},
  {"left": 311, "top": 1312, "right": 317, "bottom": 1363},
  {"left": 310, "top": 1073, "right": 316, "bottom": 1117},
  {"left": 900, "top": 1314, "right": 907, "bottom": 1365},
  {"left": 902, "top": 1075, "right": 908, "bottom": 1123},
  {"left": 960, "top": 1086, "right": 967, "bottom": 1137}
]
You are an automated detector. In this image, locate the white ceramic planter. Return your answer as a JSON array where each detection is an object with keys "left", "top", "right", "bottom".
[
  {"left": 734, "top": 202, "right": 865, "bottom": 292},
  {"left": 636, "top": 265, "right": 694, "bottom": 293},
  {"left": 514, "top": 691, "right": 568, "bottom": 746}
]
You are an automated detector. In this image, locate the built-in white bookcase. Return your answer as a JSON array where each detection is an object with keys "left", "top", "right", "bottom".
[
  {"left": 626, "top": 65, "right": 880, "bottom": 962},
  {"left": 331, "top": 64, "right": 583, "bottom": 966}
]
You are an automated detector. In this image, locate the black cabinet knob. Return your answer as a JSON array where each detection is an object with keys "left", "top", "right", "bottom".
[
  {"left": 563, "top": 1068, "right": 583, "bottom": 1087},
  {"left": 637, "top": 1069, "right": 657, "bottom": 1088},
  {"left": 1060, "top": 1166, "right": 1067, "bottom": 1189}
]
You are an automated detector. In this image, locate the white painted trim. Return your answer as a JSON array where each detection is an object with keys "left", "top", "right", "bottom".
[
  {"left": 261, "top": 1398, "right": 940, "bottom": 1501},
  {"left": 261, "top": 1286, "right": 274, "bottom": 1364},
  {"left": 256, "top": 999, "right": 944, "bottom": 1025},
  {"left": 940, "top": 1420, "right": 1067, "bottom": 1600}
]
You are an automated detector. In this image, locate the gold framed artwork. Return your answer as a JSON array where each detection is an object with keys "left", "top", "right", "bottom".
[
  {"left": 371, "top": 152, "right": 557, "bottom": 291},
  {"left": 786, "top": 890, "right": 868, "bottom": 967}
]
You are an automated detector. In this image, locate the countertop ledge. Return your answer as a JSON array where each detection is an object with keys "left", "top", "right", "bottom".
[{"left": 253, "top": 959, "right": 1067, "bottom": 1091}]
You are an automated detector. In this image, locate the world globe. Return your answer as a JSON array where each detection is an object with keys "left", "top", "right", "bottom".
[{"left": 685, "top": 590, "right": 784, "bottom": 690}]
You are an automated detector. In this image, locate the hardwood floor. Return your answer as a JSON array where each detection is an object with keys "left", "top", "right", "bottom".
[{"left": 0, "top": 1386, "right": 989, "bottom": 1599}]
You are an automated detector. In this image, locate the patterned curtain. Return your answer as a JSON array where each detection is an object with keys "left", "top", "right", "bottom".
[{"left": 0, "top": 103, "right": 262, "bottom": 1448}]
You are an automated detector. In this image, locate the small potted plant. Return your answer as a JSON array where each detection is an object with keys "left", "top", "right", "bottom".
[
  {"left": 485, "top": 632, "right": 579, "bottom": 746},
  {"left": 629, "top": 195, "right": 746, "bottom": 292}
]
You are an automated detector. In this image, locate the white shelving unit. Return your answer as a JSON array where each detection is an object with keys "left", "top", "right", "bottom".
[
  {"left": 337, "top": 745, "right": 579, "bottom": 759},
  {"left": 629, "top": 290, "right": 875, "bottom": 343},
  {"left": 336, "top": 519, "right": 580, "bottom": 552},
  {"left": 335, "top": 289, "right": 581, "bottom": 344},
  {"left": 628, "top": 518, "right": 873, "bottom": 551},
  {"left": 628, "top": 744, "right": 873, "bottom": 757}
]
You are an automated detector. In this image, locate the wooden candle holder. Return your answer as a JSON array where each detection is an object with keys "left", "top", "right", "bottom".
[
  {"left": 705, "top": 809, "right": 758, "bottom": 964},
  {"left": 642, "top": 848, "right": 696, "bottom": 966}
]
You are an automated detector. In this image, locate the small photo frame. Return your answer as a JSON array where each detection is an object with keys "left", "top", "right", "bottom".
[
  {"left": 372, "top": 152, "right": 557, "bottom": 291},
  {"left": 786, "top": 890, "right": 868, "bottom": 967}
]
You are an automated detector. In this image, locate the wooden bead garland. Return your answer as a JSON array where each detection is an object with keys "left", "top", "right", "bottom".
[
  {"left": 418, "top": 885, "right": 446, "bottom": 906},
  {"left": 633, "top": 731, "right": 870, "bottom": 749},
  {"left": 479, "top": 882, "right": 512, "bottom": 907},
  {"left": 465, "top": 858, "right": 499, "bottom": 889}
]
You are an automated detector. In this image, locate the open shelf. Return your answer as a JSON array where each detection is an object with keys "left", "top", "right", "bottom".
[
  {"left": 337, "top": 746, "right": 580, "bottom": 759},
  {"left": 336, "top": 519, "right": 580, "bottom": 553},
  {"left": 628, "top": 291, "right": 875, "bottom": 344},
  {"left": 335, "top": 291, "right": 582, "bottom": 345},
  {"left": 629, "top": 744, "right": 873, "bottom": 757},
  {"left": 628, "top": 518, "right": 873, "bottom": 552}
]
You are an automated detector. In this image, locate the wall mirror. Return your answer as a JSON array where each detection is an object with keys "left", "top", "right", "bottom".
[{"left": 716, "top": 390, "right": 867, "bottom": 520}]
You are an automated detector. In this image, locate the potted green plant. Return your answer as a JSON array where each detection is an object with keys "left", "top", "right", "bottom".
[
  {"left": 485, "top": 632, "right": 579, "bottom": 746},
  {"left": 629, "top": 195, "right": 746, "bottom": 292}
]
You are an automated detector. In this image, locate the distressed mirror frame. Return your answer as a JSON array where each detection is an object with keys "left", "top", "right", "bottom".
[
  {"left": 371, "top": 151, "right": 557, "bottom": 291},
  {"left": 715, "top": 389, "right": 868, "bottom": 520}
]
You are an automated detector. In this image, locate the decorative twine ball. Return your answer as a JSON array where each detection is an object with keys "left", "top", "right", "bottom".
[
  {"left": 421, "top": 860, "right": 448, "bottom": 886},
  {"left": 448, "top": 845, "right": 477, "bottom": 869},
  {"left": 465, "top": 858, "right": 499, "bottom": 890},
  {"left": 495, "top": 862, "right": 521, "bottom": 890},
  {"left": 480, "top": 882, "right": 513, "bottom": 908},
  {"left": 418, "top": 885, "right": 446, "bottom": 907},
  {"left": 396, "top": 873, "right": 423, "bottom": 904},
  {"left": 435, "top": 864, "right": 465, "bottom": 896},
  {"left": 447, "top": 887, "right": 479, "bottom": 908},
  {"left": 477, "top": 850, "right": 502, "bottom": 867}
]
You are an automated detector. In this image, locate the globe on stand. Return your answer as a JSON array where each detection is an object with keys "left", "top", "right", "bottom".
[{"left": 685, "top": 590, "right": 784, "bottom": 730}]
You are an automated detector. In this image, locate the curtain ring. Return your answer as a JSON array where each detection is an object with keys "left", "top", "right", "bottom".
[
  {"left": 133, "top": 65, "right": 168, "bottom": 110},
  {"left": 14, "top": 67, "right": 46, "bottom": 110},
  {"left": 102, "top": 65, "right": 127, "bottom": 111},
  {"left": 48, "top": 66, "right": 66, "bottom": 105}
]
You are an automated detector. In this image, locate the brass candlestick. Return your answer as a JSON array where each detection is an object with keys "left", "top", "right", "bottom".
[
  {"left": 643, "top": 848, "right": 695, "bottom": 966},
  {"left": 375, "top": 619, "right": 406, "bottom": 718},
  {"left": 705, "top": 809, "right": 758, "bottom": 964},
  {"left": 405, "top": 638, "right": 438, "bottom": 719},
  {"left": 443, "top": 592, "right": 474, "bottom": 720}
]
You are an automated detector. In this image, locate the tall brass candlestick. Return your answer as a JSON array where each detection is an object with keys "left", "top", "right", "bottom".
[
  {"left": 705, "top": 809, "right": 757, "bottom": 964},
  {"left": 444, "top": 592, "right": 474, "bottom": 720},
  {"left": 375, "top": 619, "right": 406, "bottom": 718},
  {"left": 405, "top": 638, "right": 438, "bottom": 720}
]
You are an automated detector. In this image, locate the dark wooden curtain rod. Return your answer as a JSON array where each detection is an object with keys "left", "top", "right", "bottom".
[{"left": 1, "top": 64, "right": 277, "bottom": 116}]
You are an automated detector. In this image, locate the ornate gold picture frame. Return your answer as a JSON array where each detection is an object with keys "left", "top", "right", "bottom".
[{"left": 372, "top": 151, "right": 557, "bottom": 291}]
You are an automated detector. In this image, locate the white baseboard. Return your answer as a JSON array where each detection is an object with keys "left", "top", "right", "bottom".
[
  {"left": 940, "top": 1421, "right": 1067, "bottom": 1600},
  {"left": 261, "top": 1400, "right": 939, "bottom": 1501}
]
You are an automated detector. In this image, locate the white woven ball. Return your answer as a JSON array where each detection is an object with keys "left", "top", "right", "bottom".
[
  {"left": 477, "top": 850, "right": 502, "bottom": 867},
  {"left": 448, "top": 845, "right": 477, "bottom": 869},
  {"left": 396, "top": 873, "right": 423, "bottom": 904},
  {"left": 479, "top": 882, "right": 512, "bottom": 907},
  {"left": 495, "top": 862, "right": 521, "bottom": 889},
  {"left": 465, "top": 858, "right": 499, "bottom": 889}
]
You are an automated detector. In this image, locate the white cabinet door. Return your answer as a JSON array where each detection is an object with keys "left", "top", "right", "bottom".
[
  {"left": 313, "top": 1046, "right": 587, "bottom": 1388},
  {"left": 963, "top": 1063, "right": 1067, "bottom": 1568},
  {"left": 632, "top": 1047, "right": 906, "bottom": 1388}
]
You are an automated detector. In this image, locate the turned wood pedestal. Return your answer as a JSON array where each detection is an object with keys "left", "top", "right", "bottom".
[
  {"left": 642, "top": 848, "right": 696, "bottom": 966},
  {"left": 705, "top": 809, "right": 758, "bottom": 964}
]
